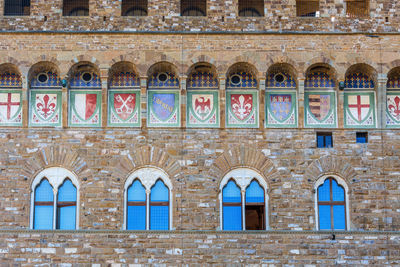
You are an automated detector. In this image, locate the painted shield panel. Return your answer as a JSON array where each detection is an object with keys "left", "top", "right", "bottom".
[
  {"left": 304, "top": 92, "right": 336, "bottom": 128},
  {"left": 69, "top": 91, "right": 101, "bottom": 127},
  {"left": 108, "top": 90, "right": 140, "bottom": 127},
  {"left": 386, "top": 93, "right": 400, "bottom": 128},
  {"left": 344, "top": 92, "right": 375, "bottom": 128},
  {"left": 0, "top": 91, "right": 22, "bottom": 125},
  {"left": 187, "top": 91, "right": 219, "bottom": 128},
  {"left": 308, "top": 94, "right": 330, "bottom": 121},
  {"left": 348, "top": 95, "right": 371, "bottom": 122},
  {"left": 147, "top": 90, "right": 180, "bottom": 127},
  {"left": 29, "top": 90, "right": 62, "bottom": 127},
  {"left": 231, "top": 94, "right": 253, "bottom": 121},
  {"left": 226, "top": 90, "right": 258, "bottom": 128},
  {"left": 265, "top": 91, "right": 297, "bottom": 128}
]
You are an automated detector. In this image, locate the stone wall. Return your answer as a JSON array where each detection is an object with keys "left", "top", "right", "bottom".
[
  {"left": 0, "top": 0, "right": 399, "bottom": 33},
  {"left": 0, "top": 230, "right": 399, "bottom": 265}
]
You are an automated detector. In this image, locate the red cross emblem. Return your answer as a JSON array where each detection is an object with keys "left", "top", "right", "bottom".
[
  {"left": 348, "top": 95, "right": 370, "bottom": 121},
  {"left": 0, "top": 93, "right": 20, "bottom": 120}
]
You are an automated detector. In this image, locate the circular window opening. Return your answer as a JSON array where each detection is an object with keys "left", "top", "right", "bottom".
[
  {"left": 37, "top": 73, "right": 49, "bottom": 83},
  {"left": 82, "top": 72, "right": 93, "bottom": 83},
  {"left": 157, "top": 73, "right": 169, "bottom": 83},
  {"left": 274, "top": 73, "right": 285, "bottom": 83},
  {"left": 230, "top": 74, "right": 242, "bottom": 85}
]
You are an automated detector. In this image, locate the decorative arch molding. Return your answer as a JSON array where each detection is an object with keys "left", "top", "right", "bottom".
[
  {"left": 385, "top": 59, "right": 400, "bottom": 75},
  {"left": 304, "top": 57, "right": 340, "bottom": 81},
  {"left": 29, "top": 167, "right": 80, "bottom": 230},
  {"left": 313, "top": 174, "right": 351, "bottom": 231},
  {"left": 20, "top": 146, "right": 91, "bottom": 182},
  {"left": 305, "top": 155, "right": 357, "bottom": 189},
  {"left": 0, "top": 57, "right": 26, "bottom": 76},
  {"left": 123, "top": 166, "right": 173, "bottom": 230},
  {"left": 210, "top": 145, "right": 279, "bottom": 185},
  {"left": 222, "top": 56, "right": 261, "bottom": 79},
  {"left": 218, "top": 167, "right": 270, "bottom": 230},
  {"left": 114, "top": 145, "right": 181, "bottom": 185},
  {"left": 189, "top": 54, "right": 217, "bottom": 66},
  {"left": 64, "top": 55, "right": 101, "bottom": 77},
  {"left": 265, "top": 55, "right": 301, "bottom": 79},
  {"left": 28, "top": 61, "right": 61, "bottom": 83},
  {"left": 342, "top": 61, "right": 379, "bottom": 83},
  {"left": 144, "top": 54, "right": 182, "bottom": 76}
]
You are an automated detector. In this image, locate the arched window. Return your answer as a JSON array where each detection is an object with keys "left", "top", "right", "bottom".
[
  {"left": 222, "top": 180, "right": 242, "bottom": 230},
  {"left": 4, "top": 0, "right": 30, "bottom": 16},
  {"left": 33, "top": 179, "right": 54, "bottom": 230},
  {"left": 219, "top": 168, "right": 268, "bottom": 231},
  {"left": 238, "top": 0, "right": 264, "bottom": 17},
  {"left": 315, "top": 176, "right": 349, "bottom": 230},
  {"left": 122, "top": 0, "right": 148, "bottom": 16},
  {"left": 181, "top": 0, "right": 206, "bottom": 16},
  {"left": 127, "top": 180, "right": 146, "bottom": 230},
  {"left": 63, "top": 0, "right": 89, "bottom": 16},
  {"left": 124, "top": 167, "right": 173, "bottom": 230},
  {"left": 30, "top": 168, "right": 79, "bottom": 230},
  {"left": 56, "top": 179, "right": 77, "bottom": 230},
  {"left": 150, "top": 180, "right": 169, "bottom": 230}
]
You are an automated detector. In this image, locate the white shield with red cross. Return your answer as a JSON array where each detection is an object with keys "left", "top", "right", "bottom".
[
  {"left": 0, "top": 92, "right": 21, "bottom": 123},
  {"left": 348, "top": 94, "right": 371, "bottom": 122}
]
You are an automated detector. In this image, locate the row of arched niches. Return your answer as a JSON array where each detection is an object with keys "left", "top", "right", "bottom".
[{"left": 0, "top": 61, "right": 399, "bottom": 128}]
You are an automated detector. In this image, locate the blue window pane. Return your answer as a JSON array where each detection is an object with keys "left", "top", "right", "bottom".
[
  {"left": 58, "top": 179, "right": 77, "bottom": 202},
  {"left": 356, "top": 136, "right": 366, "bottom": 143},
  {"left": 332, "top": 180, "right": 344, "bottom": 201},
  {"left": 150, "top": 206, "right": 169, "bottom": 230},
  {"left": 333, "top": 205, "right": 346, "bottom": 230},
  {"left": 245, "top": 180, "right": 264, "bottom": 203},
  {"left": 150, "top": 180, "right": 169, "bottom": 202},
  {"left": 128, "top": 180, "right": 146, "bottom": 202},
  {"left": 127, "top": 206, "right": 146, "bottom": 230},
  {"left": 318, "top": 205, "right": 331, "bottom": 230},
  {"left": 317, "top": 135, "right": 325, "bottom": 148},
  {"left": 57, "top": 206, "right": 76, "bottom": 230},
  {"left": 326, "top": 136, "right": 332, "bottom": 147},
  {"left": 34, "top": 205, "right": 53, "bottom": 230},
  {"left": 318, "top": 179, "right": 330, "bottom": 201},
  {"left": 223, "top": 206, "right": 242, "bottom": 230},
  {"left": 223, "top": 180, "right": 241, "bottom": 203},
  {"left": 35, "top": 179, "right": 53, "bottom": 202}
]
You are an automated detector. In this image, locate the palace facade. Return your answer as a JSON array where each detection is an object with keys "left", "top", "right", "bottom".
[{"left": 0, "top": 0, "right": 400, "bottom": 265}]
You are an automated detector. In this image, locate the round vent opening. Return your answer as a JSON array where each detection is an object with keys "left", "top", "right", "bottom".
[
  {"left": 274, "top": 73, "right": 285, "bottom": 83},
  {"left": 157, "top": 73, "right": 169, "bottom": 83},
  {"left": 230, "top": 74, "right": 241, "bottom": 85},
  {"left": 37, "top": 73, "right": 49, "bottom": 83},
  {"left": 82, "top": 72, "right": 93, "bottom": 83}
]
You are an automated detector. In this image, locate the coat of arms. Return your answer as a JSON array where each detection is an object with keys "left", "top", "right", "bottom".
[
  {"left": 231, "top": 94, "right": 253, "bottom": 121},
  {"left": 270, "top": 94, "right": 292, "bottom": 122},
  {"left": 308, "top": 94, "right": 331, "bottom": 121},
  {"left": 113, "top": 93, "right": 136, "bottom": 121},
  {"left": 192, "top": 94, "right": 213, "bottom": 120}
]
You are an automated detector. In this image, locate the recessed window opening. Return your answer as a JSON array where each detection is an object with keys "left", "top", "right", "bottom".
[
  {"left": 127, "top": 180, "right": 146, "bottom": 230},
  {"left": 317, "top": 177, "right": 346, "bottom": 230},
  {"left": 222, "top": 180, "right": 242, "bottom": 230},
  {"left": 81, "top": 72, "right": 93, "bottom": 83},
  {"left": 238, "top": 0, "right": 264, "bottom": 17},
  {"left": 296, "top": 0, "right": 319, "bottom": 17},
  {"left": 245, "top": 180, "right": 265, "bottom": 230},
  {"left": 63, "top": 0, "right": 89, "bottom": 16},
  {"left": 181, "top": 0, "right": 206, "bottom": 16},
  {"left": 150, "top": 179, "right": 169, "bottom": 230},
  {"left": 157, "top": 73, "right": 169, "bottom": 83},
  {"left": 122, "top": 0, "right": 148, "bottom": 16},
  {"left": 317, "top": 132, "right": 333, "bottom": 148},
  {"left": 274, "top": 73, "right": 285, "bottom": 83},
  {"left": 356, "top": 132, "right": 368, "bottom": 143},
  {"left": 230, "top": 74, "right": 242, "bottom": 85},
  {"left": 346, "top": 0, "right": 369, "bottom": 18},
  {"left": 4, "top": 0, "right": 30, "bottom": 16}
]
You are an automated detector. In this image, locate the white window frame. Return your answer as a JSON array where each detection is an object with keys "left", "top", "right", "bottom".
[
  {"left": 123, "top": 167, "right": 173, "bottom": 230},
  {"left": 314, "top": 174, "right": 350, "bottom": 231},
  {"left": 218, "top": 168, "right": 269, "bottom": 230},
  {"left": 30, "top": 167, "right": 80, "bottom": 230}
]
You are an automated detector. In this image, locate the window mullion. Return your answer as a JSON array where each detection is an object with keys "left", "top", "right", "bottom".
[
  {"left": 53, "top": 188, "right": 57, "bottom": 230},
  {"left": 146, "top": 189, "right": 150, "bottom": 230},
  {"left": 241, "top": 189, "right": 245, "bottom": 231}
]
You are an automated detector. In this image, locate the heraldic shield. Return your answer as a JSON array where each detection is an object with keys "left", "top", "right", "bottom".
[
  {"left": 69, "top": 91, "right": 101, "bottom": 127},
  {"left": 187, "top": 91, "right": 218, "bottom": 127},
  {"left": 265, "top": 91, "right": 297, "bottom": 128},
  {"left": 0, "top": 91, "right": 22, "bottom": 125},
  {"left": 344, "top": 92, "right": 375, "bottom": 128},
  {"left": 226, "top": 91, "right": 258, "bottom": 128},
  {"left": 386, "top": 93, "right": 400, "bottom": 127},
  {"left": 148, "top": 90, "right": 180, "bottom": 127},
  {"left": 108, "top": 91, "right": 140, "bottom": 127}
]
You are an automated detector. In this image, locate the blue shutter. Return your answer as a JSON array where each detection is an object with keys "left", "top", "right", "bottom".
[
  {"left": 127, "top": 180, "right": 146, "bottom": 230},
  {"left": 150, "top": 180, "right": 169, "bottom": 230},
  {"left": 222, "top": 180, "right": 242, "bottom": 230},
  {"left": 57, "top": 179, "right": 77, "bottom": 230},
  {"left": 333, "top": 205, "right": 346, "bottom": 230},
  {"left": 318, "top": 179, "right": 330, "bottom": 201},
  {"left": 34, "top": 179, "right": 54, "bottom": 230},
  {"left": 318, "top": 205, "right": 331, "bottom": 230},
  {"left": 245, "top": 180, "right": 264, "bottom": 203},
  {"left": 331, "top": 180, "right": 344, "bottom": 201}
]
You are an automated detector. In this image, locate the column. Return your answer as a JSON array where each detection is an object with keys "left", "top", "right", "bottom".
[
  {"left": 180, "top": 76, "right": 187, "bottom": 128},
  {"left": 377, "top": 74, "right": 388, "bottom": 129},
  {"left": 337, "top": 80, "right": 345, "bottom": 128},
  {"left": 219, "top": 76, "right": 226, "bottom": 129},
  {"left": 140, "top": 77, "right": 147, "bottom": 128},
  {"left": 259, "top": 78, "right": 266, "bottom": 130},
  {"left": 100, "top": 69, "right": 108, "bottom": 127},
  {"left": 297, "top": 78, "right": 305, "bottom": 128},
  {"left": 61, "top": 76, "right": 68, "bottom": 128},
  {"left": 22, "top": 76, "right": 29, "bottom": 128}
]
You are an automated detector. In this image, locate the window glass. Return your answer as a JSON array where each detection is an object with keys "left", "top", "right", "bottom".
[
  {"left": 34, "top": 179, "right": 54, "bottom": 230},
  {"left": 127, "top": 180, "right": 146, "bottom": 230},
  {"left": 222, "top": 180, "right": 242, "bottom": 230},
  {"left": 57, "top": 179, "right": 77, "bottom": 230},
  {"left": 222, "top": 180, "right": 241, "bottom": 203},
  {"left": 150, "top": 180, "right": 169, "bottom": 230},
  {"left": 318, "top": 205, "right": 331, "bottom": 230},
  {"left": 331, "top": 180, "right": 344, "bottom": 201},
  {"left": 333, "top": 205, "right": 346, "bottom": 230},
  {"left": 245, "top": 180, "right": 264, "bottom": 203},
  {"left": 318, "top": 179, "right": 330, "bottom": 201}
]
